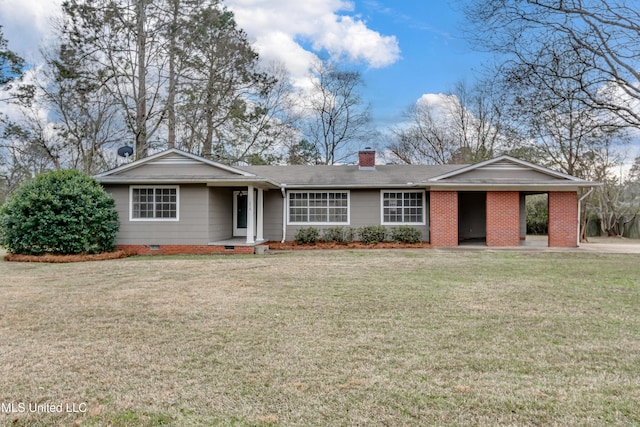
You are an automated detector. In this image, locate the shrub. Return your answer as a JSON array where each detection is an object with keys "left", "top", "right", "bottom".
[
  {"left": 359, "top": 225, "right": 388, "bottom": 244},
  {"left": 391, "top": 226, "right": 422, "bottom": 244},
  {"left": 321, "top": 226, "right": 355, "bottom": 243},
  {"left": 294, "top": 227, "right": 319, "bottom": 244},
  {"left": 0, "top": 169, "right": 119, "bottom": 255}
]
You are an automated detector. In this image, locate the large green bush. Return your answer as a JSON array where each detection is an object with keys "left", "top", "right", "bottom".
[{"left": 0, "top": 170, "right": 119, "bottom": 255}]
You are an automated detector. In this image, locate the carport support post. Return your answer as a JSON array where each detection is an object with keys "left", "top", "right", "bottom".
[
  {"left": 486, "top": 191, "right": 520, "bottom": 246},
  {"left": 430, "top": 191, "right": 459, "bottom": 247},
  {"left": 548, "top": 192, "right": 578, "bottom": 247}
]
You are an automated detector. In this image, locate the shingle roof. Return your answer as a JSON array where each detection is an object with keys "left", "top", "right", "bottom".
[
  {"left": 240, "top": 164, "right": 466, "bottom": 188},
  {"left": 94, "top": 149, "right": 598, "bottom": 189}
]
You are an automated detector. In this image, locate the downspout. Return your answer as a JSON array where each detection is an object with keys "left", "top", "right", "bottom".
[
  {"left": 280, "top": 184, "right": 287, "bottom": 243},
  {"left": 577, "top": 187, "right": 594, "bottom": 247}
]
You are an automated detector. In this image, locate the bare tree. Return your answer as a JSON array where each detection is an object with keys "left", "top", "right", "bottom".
[
  {"left": 463, "top": 0, "right": 640, "bottom": 128},
  {"left": 388, "top": 80, "right": 516, "bottom": 165},
  {"left": 61, "top": 0, "right": 171, "bottom": 159},
  {"left": 494, "top": 45, "right": 629, "bottom": 241},
  {"left": 40, "top": 43, "right": 126, "bottom": 174},
  {"left": 303, "top": 61, "right": 372, "bottom": 165},
  {"left": 388, "top": 99, "right": 458, "bottom": 165},
  {"left": 499, "top": 45, "right": 627, "bottom": 180},
  {"left": 0, "top": 103, "right": 61, "bottom": 180},
  {"left": 224, "top": 61, "right": 300, "bottom": 165}
]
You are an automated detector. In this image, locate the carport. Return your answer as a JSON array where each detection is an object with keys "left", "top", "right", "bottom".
[{"left": 426, "top": 156, "right": 598, "bottom": 248}]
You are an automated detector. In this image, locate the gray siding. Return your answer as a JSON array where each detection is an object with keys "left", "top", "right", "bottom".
[
  {"left": 106, "top": 184, "right": 210, "bottom": 245},
  {"left": 105, "top": 185, "right": 432, "bottom": 245},
  {"left": 209, "top": 188, "right": 233, "bottom": 241},
  {"left": 263, "top": 190, "right": 284, "bottom": 241},
  {"left": 283, "top": 189, "right": 430, "bottom": 242}
]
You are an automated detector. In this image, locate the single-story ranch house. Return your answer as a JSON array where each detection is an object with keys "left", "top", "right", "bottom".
[{"left": 95, "top": 148, "right": 598, "bottom": 254}]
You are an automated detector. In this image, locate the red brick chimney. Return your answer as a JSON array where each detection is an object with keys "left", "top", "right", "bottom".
[{"left": 358, "top": 147, "right": 375, "bottom": 169}]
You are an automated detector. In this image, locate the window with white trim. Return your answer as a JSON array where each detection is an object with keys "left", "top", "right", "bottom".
[
  {"left": 130, "top": 186, "right": 179, "bottom": 221},
  {"left": 288, "top": 191, "right": 349, "bottom": 224},
  {"left": 381, "top": 191, "right": 425, "bottom": 224}
]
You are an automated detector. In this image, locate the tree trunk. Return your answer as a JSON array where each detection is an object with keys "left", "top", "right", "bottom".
[
  {"left": 135, "top": 0, "right": 148, "bottom": 159},
  {"left": 166, "top": 0, "right": 179, "bottom": 149}
]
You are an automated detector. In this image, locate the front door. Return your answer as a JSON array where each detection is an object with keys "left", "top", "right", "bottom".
[{"left": 233, "top": 191, "right": 248, "bottom": 236}]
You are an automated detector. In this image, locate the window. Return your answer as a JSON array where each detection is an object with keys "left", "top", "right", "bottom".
[
  {"left": 381, "top": 191, "right": 425, "bottom": 224},
  {"left": 130, "top": 186, "right": 179, "bottom": 221},
  {"left": 288, "top": 191, "right": 349, "bottom": 224}
]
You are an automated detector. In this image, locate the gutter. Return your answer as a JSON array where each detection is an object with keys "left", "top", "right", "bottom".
[
  {"left": 577, "top": 187, "right": 595, "bottom": 247},
  {"left": 280, "top": 184, "right": 287, "bottom": 243}
]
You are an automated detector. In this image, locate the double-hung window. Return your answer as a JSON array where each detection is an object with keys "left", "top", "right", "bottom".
[
  {"left": 288, "top": 191, "right": 349, "bottom": 224},
  {"left": 130, "top": 186, "right": 179, "bottom": 221},
  {"left": 381, "top": 191, "right": 425, "bottom": 224}
]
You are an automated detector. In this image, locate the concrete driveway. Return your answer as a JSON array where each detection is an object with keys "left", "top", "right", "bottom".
[
  {"left": 443, "top": 236, "right": 640, "bottom": 254},
  {"left": 578, "top": 237, "right": 640, "bottom": 254}
]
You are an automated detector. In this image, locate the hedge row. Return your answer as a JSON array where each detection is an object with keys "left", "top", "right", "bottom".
[{"left": 295, "top": 225, "right": 422, "bottom": 245}]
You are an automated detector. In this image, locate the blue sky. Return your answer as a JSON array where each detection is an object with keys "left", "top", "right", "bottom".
[
  {"left": 351, "top": 1, "right": 489, "bottom": 126},
  {"left": 223, "top": 0, "right": 490, "bottom": 130},
  {"left": 0, "top": 0, "right": 486, "bottom": 131}
]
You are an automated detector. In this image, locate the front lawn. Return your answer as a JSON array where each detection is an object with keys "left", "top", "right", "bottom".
[{"left": 0, "top": 250, "right": 638, "bottom": 426}]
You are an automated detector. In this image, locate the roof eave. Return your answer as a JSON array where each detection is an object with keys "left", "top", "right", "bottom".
[
  {"left": 97, "top": 177, "right": 280, "bottom": 189},
  {"left": 280, "top": 183, "right": 427, "bottom": 189},
  {"left": 428, "top": 182, "right": 600, "bottom": 191}
]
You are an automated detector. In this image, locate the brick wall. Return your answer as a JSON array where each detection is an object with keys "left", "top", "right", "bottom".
[
  {"left": 430, "top": 191, "right": 458, "bottom": 246},
  {"left": 486, "top": 191, "right": 521, "bottom": 246},
  {"left": 548, "top": 192, "right": 578, "bottom": 247},
  {"left": 118, "top": 245, "right": 257, "bottom": 255}
]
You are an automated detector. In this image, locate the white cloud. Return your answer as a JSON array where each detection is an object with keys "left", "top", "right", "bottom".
[
  {"left": 415, "top": 93, "right": 461, "bottom": 124},
  {"left": 0, "top": 0, "right": 61, "bottom": 62},
  {"left": 225, "top": 0, "right": 400, "bottom": 81},
  {"left": 1, "top": 0, "right": 400, "bottom": 87}
]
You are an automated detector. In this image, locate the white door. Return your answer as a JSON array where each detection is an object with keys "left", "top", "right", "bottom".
[{"left": 233, "top": 191, "right": 248, "bottom": 236}]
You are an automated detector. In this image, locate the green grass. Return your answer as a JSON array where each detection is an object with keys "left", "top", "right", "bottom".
[{"left": 0, "top": 250, "right": 638, "bottom": 426}]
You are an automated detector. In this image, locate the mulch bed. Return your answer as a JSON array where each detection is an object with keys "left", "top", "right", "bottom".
[
  {"left": 4, "top": 250, "right": 132, "bottom": 263},
  {"left": 266, "top": 241, "right": 432, "bottom": 250}
]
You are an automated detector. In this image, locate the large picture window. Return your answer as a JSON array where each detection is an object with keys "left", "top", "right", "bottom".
[
  {"left": 288, "top": 191, "right": 349, "bottom": 224},
  {"left": 130, "top": 186, "right": 179, "bottom": 221},
  {"left": 381, "top": 191, "right": 425, "bottom": 224}
]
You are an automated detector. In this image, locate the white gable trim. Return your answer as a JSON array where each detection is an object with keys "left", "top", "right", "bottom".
[
  {"left": 95, "top": 148, "right": 255, "bottom": 178},
  {"left": 427, "top": 155, "right": 586, "bottom": 183}
]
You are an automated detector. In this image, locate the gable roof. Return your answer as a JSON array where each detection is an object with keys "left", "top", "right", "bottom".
[
  {"left": 95, "top": 149, "right": 276, "bottom": 187},
  {"left": 426, "top": 155, "right": 597, "bottom": 190},
  {"left": 95, "top": 148, "right": 254, "bottom": 179}
]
